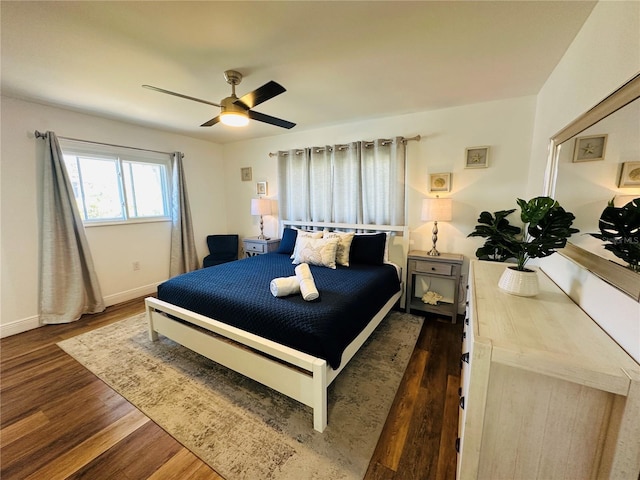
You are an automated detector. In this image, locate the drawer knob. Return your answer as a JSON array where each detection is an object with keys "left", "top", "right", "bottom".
[
  {"left": 431, "top": 267, "right": 436, "bottom": 271},
  {"left": 460, "top": 396, "right": 465, "bottom": 409}
]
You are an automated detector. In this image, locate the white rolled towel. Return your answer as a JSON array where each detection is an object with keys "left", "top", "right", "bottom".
[
  {"left": 295, "top": 263, "right": 319, "bottom": 301},
  {"left": 270, "top": 276, "right": 300, "bottom": 297}
]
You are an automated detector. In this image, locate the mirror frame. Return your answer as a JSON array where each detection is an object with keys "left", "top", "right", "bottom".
[{"left": 545, "top": 72, "right": 640, "bottom": 301}]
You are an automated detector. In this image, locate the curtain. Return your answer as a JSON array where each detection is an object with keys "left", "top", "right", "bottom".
[
  {"left": 308, "top": 147, "right": 333, "bottom": 221},
  {"left": 169, "top": 152, "right": 199, "bottom": 276},
  {"left": 277, "top": 149, "right": 310, "bottom": 221},
  {"left": 361, "top": 137, "right": 405, "bottom": 225},
  {"left": 331, "top": 142, "right": 362, "bottom": 224},
  {"left": 40, "top": 131, "right": 105, "bottom": 324},
  {"left": 278, "top": 137, "right": 406, "bottom": 226}
]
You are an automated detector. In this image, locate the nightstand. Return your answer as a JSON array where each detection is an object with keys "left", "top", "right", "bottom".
[
  {"left": 405, "top": 250, "right": 464, "bottom": 323},
  {"left": 242, "top": 237, "right": 281, "bottom": 257}
]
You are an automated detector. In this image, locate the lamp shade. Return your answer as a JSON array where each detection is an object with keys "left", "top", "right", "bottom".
[
  {"left": 421, "top": 197, "right": 452, "bottom": 222},
  {"left": 251, "top": 198, "right": 272, "bottom": 216}
]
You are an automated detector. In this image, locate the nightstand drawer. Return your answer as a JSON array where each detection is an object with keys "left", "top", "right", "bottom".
[
  {"left": 245, "top": 242, "right": 266, "bottom": 253},
  {"left": 413, "top": 260, "right": 452, "bottom": 276}
]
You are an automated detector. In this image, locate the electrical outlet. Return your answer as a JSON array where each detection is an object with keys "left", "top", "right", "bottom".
[{"left": 132, "top": 261, "right": 140, "bottom": 271}]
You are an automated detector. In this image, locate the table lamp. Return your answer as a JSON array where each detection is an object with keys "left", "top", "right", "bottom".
[
  {"left": 421, "top": 196, "right": 452, "bottom": 256},
  {"left": 251, "top": 198, "right": 272, "bottom": 240}
]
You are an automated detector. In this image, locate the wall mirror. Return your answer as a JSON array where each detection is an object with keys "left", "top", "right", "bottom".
[{"left": 546, "top": 73, "right": 640, "bottom": 301}]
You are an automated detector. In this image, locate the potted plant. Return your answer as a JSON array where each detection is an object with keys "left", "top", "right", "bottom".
[
  {"left": 589, "top": 198, "right": 640, "bottom": 273},
  {"left": 468, "top": 196, "right": 579, "bottom": 296}
]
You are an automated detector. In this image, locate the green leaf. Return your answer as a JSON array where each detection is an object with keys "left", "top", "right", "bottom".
[
  {"left": 589, "top": 198, "right": 640, "bottom": 270},
  {"left": 467, "top": 209, "right": 521, "bottom": 262},
  {"left": 518, "top": 196, "right": 557, "bottom": 226}
]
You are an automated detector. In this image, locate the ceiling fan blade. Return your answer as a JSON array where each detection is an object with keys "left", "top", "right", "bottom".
[
  {"left": 248, "top": 110, "right": 296, "bottom": 129},
  {"left": 143, "top": 85, "right": 221, "bottom": 107},
  {"left": 201, "top": 116, "right": 221, "bottom": 127},
  {"left": 235, "top": 81, "right": 286, "bottom": 109}
]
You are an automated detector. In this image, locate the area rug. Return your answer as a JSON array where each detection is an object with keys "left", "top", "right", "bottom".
[{"left": 58, "top": 311, "right": 423, "bottom": 480}]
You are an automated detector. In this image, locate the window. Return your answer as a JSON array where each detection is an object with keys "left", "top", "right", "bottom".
[{"left": 61, "top": 141, "right": 171, "bottom": 225}]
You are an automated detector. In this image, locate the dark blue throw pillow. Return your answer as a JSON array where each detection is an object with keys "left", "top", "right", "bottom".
[
  {"left": 350, "top": 233, "right": 386, "bottom": 265},
  {"left": 277, "top": 227, "right": 298, "bottom": 255}
]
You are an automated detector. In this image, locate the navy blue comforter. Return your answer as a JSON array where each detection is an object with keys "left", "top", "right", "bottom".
[{"left": 156, "top": 253, "right": 401, "bottom": 368}]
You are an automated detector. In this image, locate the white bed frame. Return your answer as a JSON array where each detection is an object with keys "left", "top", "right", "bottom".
[{"left": 146, "top": 222, "right": 408, "bottom": 432}]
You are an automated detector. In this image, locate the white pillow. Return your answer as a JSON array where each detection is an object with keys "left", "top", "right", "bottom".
[
  {"left": 290, "top": 230, "right": 323, "bottom": 260},
  {"left": 292, "top": 236, "right": 339, "bottom": 269},
  {"left": 323, "top": 231, "right": 355, "bottom": 266}
]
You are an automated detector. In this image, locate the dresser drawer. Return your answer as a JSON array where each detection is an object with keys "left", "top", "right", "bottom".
[
  {"left": 245, "top": 242, "right": 266, "bottom": 253},
  {"left": 413, "top": 260, "right": 452, "bottom": 276}
]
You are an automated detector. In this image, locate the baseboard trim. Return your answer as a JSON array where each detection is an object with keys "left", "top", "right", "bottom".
[
  {"left": 1, "top": 282, "right": 160, "bottom": 338},
  {"left": 0, "top": 315, "right": 41, "bottom": 338},
  {"left": 103, "top": 283, "right": 160, "bottom": 307}
]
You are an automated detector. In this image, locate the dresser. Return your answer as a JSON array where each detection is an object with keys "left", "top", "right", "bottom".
[
  {"left": 458, "top": 260, "right": 640, "bottom": 479},
  {"left": 242, "top": 237, "right": 281, "bottom": 257}
]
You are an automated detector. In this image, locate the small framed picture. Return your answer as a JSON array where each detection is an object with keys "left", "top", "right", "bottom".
[
  {"left": 429, "top": 172, "right": 451, "bottom": 192},
  {"left": 618, "top": 161, "right": 640, "bottom": 188},
  {"left": 256, "top": 181, "right": 267, "bottom": 195},
  {"left": 465, "top": 146, "right": 490, "bottom": 168},
  {"left": 573, "top": 134, "right": 607, "bottom": 162},
  {"left": 240, "top": 167, "right": 252, "bottom": 181}
]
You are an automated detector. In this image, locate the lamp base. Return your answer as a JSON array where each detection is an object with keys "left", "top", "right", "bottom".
[
  {"left": 428, "top": 221, "right": 441, "bottom": 256},
  {"left": 257, "top": 215, "right": 270, "bottom": 240}
]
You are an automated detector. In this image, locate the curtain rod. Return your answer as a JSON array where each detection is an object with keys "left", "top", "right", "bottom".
[
  {"left": 33, "top": 130, "right": 177, "bottom": 157},
  {"left": 267, "top": 134, "right": 421, "bottom": 157}
]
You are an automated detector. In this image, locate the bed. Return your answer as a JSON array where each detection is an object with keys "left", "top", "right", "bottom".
[{"left": 145, "top": 222, "right": 407, "bottom": 432}]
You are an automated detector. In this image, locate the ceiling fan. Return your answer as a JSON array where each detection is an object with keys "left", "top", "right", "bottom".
[{"left": 143, "top": 70, "right": 295, "bottom": 129}]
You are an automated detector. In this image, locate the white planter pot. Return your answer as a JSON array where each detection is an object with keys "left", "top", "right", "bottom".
[{"left": 498, "top": 266, "right": 539, "bottom": 297}]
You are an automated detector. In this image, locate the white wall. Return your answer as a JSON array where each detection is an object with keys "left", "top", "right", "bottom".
[
  {"left": 1, "top": 97, "right": 225, "bottom": 336},
  {"left": 527, "top": 0, "right": 640, "bottom": 197},
  {"left": 530, "top": 1, "right": 640, "bottom": 361},
  {"left": 223, "top": 95, "right": 537, "bottom": 280}
]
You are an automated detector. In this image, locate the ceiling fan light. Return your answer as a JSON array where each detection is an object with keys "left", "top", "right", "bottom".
[{"left": 220, "top": 111, "right": 249, "bottom": 127}]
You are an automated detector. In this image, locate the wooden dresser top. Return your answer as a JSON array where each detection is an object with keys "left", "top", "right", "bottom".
[{"left": 470, "top": 260, "right": 639, "bottom": 395}]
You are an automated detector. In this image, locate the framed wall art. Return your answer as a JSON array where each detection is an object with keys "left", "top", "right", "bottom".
[
  {"left": 256, "top": 181, "right": 267, "bottom": 196},
  {"left": 429, "top": 172, "right": 451, "bottom": 192},
  {"left": 573, "top": 134, "right": 608, "bottom": 162},
  {"left": 618, "top": 161, "right": 640, "bottom": 188},
  {"left": 240, "top": 167, "right": 252, "bottom": 181},
  {"left": 465, "top": 146, "right": 490, "bottom": 168}
]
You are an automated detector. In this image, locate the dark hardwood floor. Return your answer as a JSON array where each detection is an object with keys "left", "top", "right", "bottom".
[{"left": 1, "top": 297, "right": 462, "bottom": 479}]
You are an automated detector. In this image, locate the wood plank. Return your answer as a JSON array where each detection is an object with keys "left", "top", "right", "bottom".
[
  {"left": 23, "top": 409, "right": 150, "bottom": 480},
  {"left": 436, "top": 374, "right": 461, "bottom": 480},
  {"left": 0, "top": 411, "right": 49, "bottom": 448},
  {"left": 370, "top": 347, "right": 429, "bottom": 471},
  {"left": 147, "top": 448, "right": 224, "bottom": 480},
  {"left": 393, "top": 320, "right": 453, "bottom": 479},
  {"left": 68, "top": 421, "right": 186, "bottom": 480}
]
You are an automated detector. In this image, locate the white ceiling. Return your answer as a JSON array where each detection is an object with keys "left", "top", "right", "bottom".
[{"left": 1, "top": 1, "right": 596, "bottom": 144}]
